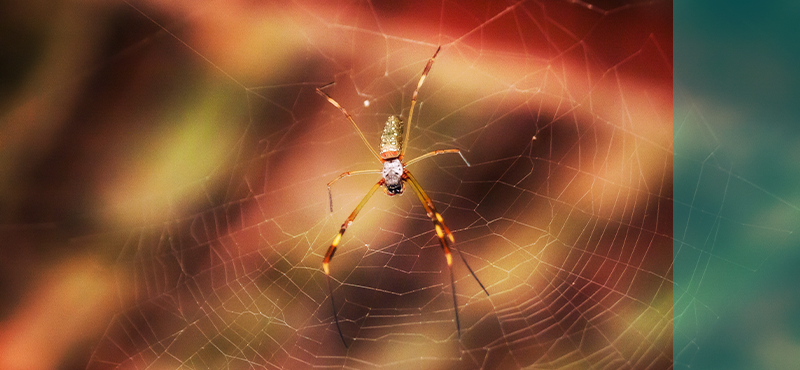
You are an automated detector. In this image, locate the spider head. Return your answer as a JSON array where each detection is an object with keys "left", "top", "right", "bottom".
[
  {"left": 384, "top": 182, "right": 404, "bottom": 195},
  {"left": 381, "top": 158, "right": 405, "bottom": 196}
]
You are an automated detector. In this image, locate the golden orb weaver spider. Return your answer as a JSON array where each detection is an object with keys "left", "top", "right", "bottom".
[{"left": 316, "top": 46, "right": 489, "bottom": 347}]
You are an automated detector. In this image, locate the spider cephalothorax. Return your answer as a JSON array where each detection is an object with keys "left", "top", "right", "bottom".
[
  {"left": 381, "top": 158, "right": 404, "bottom": 195},
  {"left": 316, "top": 46, "right": 488, "bottom": 348}
]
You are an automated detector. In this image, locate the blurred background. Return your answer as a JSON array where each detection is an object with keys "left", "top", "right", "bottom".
[
  {"left": 0, "top": 0, "right": 673, "bottom": 369},
  {"left": 674, "top": 1, "right": 800, "bottom": 369}
]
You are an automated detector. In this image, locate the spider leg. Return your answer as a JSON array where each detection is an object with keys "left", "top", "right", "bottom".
[
  {"left": 403, "top": 171, "right": 488, "bottom": 295},
  {"left": 316, "top": 84, "right": 382, "bottom": 162},
  {"left": 323, "top": 178, "right": 384, "bottom": 348},
  {"left": 404, "top": 148, "right": 470, "bottom": 167},
  {"left": 403, "top": 170, "right": 488, "bottom": 337},
  {"left": 326, "top": 273, "right": 346, "bottom": 348},
  {"left": 327, "top": 169, "right": 382, "bottom": 212},
  {"left": 401, "top": 46, "right": 441, "bottom": 158}
]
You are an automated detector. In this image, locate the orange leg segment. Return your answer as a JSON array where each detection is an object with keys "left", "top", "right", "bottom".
[
  {"left": 403, "top": 170, "right": 488, "bottom": 337},
  {"left": 323, "top": 178, "right": 384, "bottom": 347}
]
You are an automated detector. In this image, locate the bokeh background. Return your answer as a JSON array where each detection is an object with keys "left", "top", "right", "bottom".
[
  {"left": 0, "top": 0, "right": 672, "bottom": 369},
  {"left": 674, "top": 1, "right": 800, "bottom": 369}
]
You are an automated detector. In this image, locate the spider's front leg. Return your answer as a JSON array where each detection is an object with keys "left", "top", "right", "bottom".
[
  {"left": 403, "top": 170, "right": 489, "bottom": 337},
  {"left": 323, "top": 178, "right": 384, "bottom": 348}
]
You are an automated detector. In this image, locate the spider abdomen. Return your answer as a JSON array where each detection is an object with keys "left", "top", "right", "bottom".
[{"left": 380, "top": 116, "right": 404, "bottom": 159}]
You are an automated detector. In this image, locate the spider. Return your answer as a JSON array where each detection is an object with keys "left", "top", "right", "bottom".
[{"left": 316, "top": 46, "right": 489, "bottom": 347}]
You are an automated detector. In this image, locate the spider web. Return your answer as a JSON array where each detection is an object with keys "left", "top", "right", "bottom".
[
  {"left": 0, "top": 0, "right": 673, "bottom": 369},
  {"left": 672, "top": 1, "right": 800, "bottom": 369}
]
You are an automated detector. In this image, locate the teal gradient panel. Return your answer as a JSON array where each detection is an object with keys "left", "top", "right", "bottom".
[{"left": 675, "top": 1, "right": 800, "bottom": 369}]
